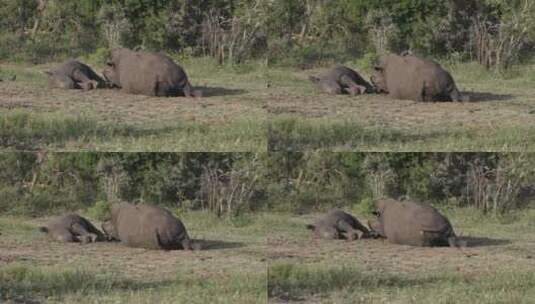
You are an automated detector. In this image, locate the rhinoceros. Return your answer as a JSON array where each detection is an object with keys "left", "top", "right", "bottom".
[
  {"left": 101, "top": 202, "right": 198, "bottom": 250},
  {"left": 39, "top": 214, "right": 104, "bottom": 243},
  {"left": 371, "top": 53, "right": 468, "bottom": 102},
  {"left": 45, "top": 60, "right": 105, "bottom": 90},
  {"left": 369, "top": 199, "right": 464, "bottom": 247},
  {"left": 309, "top": 65, "right": 374, "bottom": 96},
  {"left": 306, "top": 209, "right": 372, "bottom": 240},
  {"left": 102, "top": 48, "right": 201, "bottom": 97}
]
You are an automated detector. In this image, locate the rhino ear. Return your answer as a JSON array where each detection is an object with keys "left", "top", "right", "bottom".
[
  {"left": 373, "top": 66, "right": 383, "bottom": 72},
  {"left": 105, "top": 61, "right": 114, "bottom": 68},
  {"left": 44, "top": 70, "right": 52, "bottom": 76}
]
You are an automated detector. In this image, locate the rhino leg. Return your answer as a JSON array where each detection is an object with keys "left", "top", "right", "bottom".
[
  {"left": 344, "top": 85, "right": 366, "bottom": 96},
  {"left": 71, "top": 222, "right": 97, "bottom": 243},
  {"left": 182, "top": 81, "right": 201, "bottom": 98},
  {"left": 337, "top": 221, "right": 360, "bottom": 240},
  {"left": 321, "top": 80, "right": 342, "bottom": 95},
  {"left": 48, "top": 74, "right": 77, "bottom": 89},
  {"left": 72, "top": 70, "right": 97, "bottom": 91},
  {"left": 421, "top": 230, "right": 453, "bottom": 247},
  {"left": 181, "top": 238, "right": 193, "bottom": 250},
  {"left": 449, "top": 87, "right": 469, "bottom": 102},
  {"left": 55, "top": 230, "right": 75, "bottom": 242},
  {"left": 368, "top": 220, "right": 385, "bottom": 238},
  {"left": 339, "top": 75, "right": 366, "bottom": 96}
]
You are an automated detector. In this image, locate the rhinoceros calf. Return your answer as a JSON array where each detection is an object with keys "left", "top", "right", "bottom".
[
  {"left": 39, "top": 214, "right": 104, "bottom": 243},
  {"left": 306, "top": 209, "right": 372, "bottom": 240},
  {"left": 309, "top": 65, "right": 374, "bottom": 96},
  {"left": 45, "top": 60, "right": 105, "bottom": 90},
  {"left": 101, "top": 203, "right": 197, "bottom": 250},
  {"left": 102, "top": 48, "right": 201, "bottom": 97},
  {"left": 371, "top": 53, "right": 468, "bottom": 102},
  {"left": 370, "top": 199, "right": 461, "bottom": 247}
]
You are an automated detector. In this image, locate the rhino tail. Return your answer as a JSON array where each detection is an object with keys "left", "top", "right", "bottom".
[
  {"left": 448, "top": 236, "right": 468, "bottom": 248},
  {"left": 185, "top": 238, "right": 202, "bottom": 251},
  {"left": 39, "top": 226, "right": 49, "bottom": 233},
  {"left": 182, "top": 81, "right": 202, "bottom": 98},
  {"left": 450, "top": 87, "right": 470, "bottom": 102},
  {"left": 306, "top": 224, "right": 315, "bottom": 230}
]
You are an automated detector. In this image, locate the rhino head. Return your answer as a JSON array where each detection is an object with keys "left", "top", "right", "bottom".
[
  {"left": 102, "top": 62, "right": 121, "bottom": 88},
  {"left": 101, "top": 220, "right": 119, "bottom": 241},
  {"left": 370, "top": 68, "right": 388, "bottom": 94}
]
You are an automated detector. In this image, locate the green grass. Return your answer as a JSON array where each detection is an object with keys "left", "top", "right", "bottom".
[
  {"left": 268, "top": 263, "right": 535, "bottom": 304},
  {"left": 267, "top": 61, "right": 535, "bottom": 152},
  {"left": 0, "top": 105, "right": 265, "bottom": 152},
  {"left": 0, "top": 211, "right": 268, "bottom": 303},
  {"left": 268, "top": 116, "right": 535, "bottom": 152},
  {"left": 0, "top": 264, "right": 266, "bottom": 304},
  {"left": 2, "top": 59, "right": 535, "bottom": 151},
  {"left": 266, "top": 208, "right": 535, "bottom": 303},
  {"left": 0, "top": 57, "right": 267, "bottom": 152}
]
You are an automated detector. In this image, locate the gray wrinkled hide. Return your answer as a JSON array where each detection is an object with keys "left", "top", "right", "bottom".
[
  {"left": 307, "top": 209, "right": 371, "bottom": 240},
  {"left": 102, "top": 203, "right": 193, "bottom": 250},
  {"left": 309, "top": 65, "right": 374, "bottom": 95},
  {"left": 102, "top": 48, "right": 200, "bottom": 97},
  {"left": 46, "top": 60, "right": 105, "bottom": 90},
  {"left": 371, "top": 54, "right": 467, "bottom": 102},
  {"left": 372, "top": 199, "right": 457, "bottom": 247},
  {"left": 39, "top": 214, "right": 104, "bottom": 243}
]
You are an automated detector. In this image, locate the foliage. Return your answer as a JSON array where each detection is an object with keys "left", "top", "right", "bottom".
[
  {"left": 0, "top": 0, "right": 266, "bottom": 64},
  {"left": 0, "top": 153, "right": 534, "bottom": 216}
]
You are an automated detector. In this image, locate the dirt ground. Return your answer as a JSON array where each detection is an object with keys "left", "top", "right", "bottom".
[
  {"left": 267, "top": 64, "right": 535, "bottom": 151},
  {"left": 267, "top": 211, "right": 535, "bottom": 303},
  {"left": 0, "top": 216, "right": 266, "bottom": 281},
  {"left": 0, "top": 214, "right": 267, "bottom": 304},
  {"left": 0, "top": 61, "right": 268, "bottom": 151}
]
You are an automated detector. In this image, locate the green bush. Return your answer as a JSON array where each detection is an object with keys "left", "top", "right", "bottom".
[
  {"left": 86, "top": 201, "right": 111, "bottom": 221},
  {"left": 84, "top": 47, "right": 111, "bottom": 66}
]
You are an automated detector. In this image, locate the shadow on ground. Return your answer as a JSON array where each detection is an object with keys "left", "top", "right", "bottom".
[
  {"left": 459, "top": 236, "right": 512, "bottom": 247},
  {"left": 464, "top": 91, "right": 515, "bottom": 102},
  {"left": 195, "top": 86, "right": 247, "bottom": 97},
  {"left": 194, "top": 239, "right": 245, "bottom": 250}
]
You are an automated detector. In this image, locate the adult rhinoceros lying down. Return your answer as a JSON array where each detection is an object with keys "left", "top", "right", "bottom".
[
  {"left": 101, "top": 202, "right": 199, "bottom": 250},
  {"left": 307, "top": 209, "right": 373, "bottom": 240},
  {"left": 103, "top": 48, "right": 201, "bottom": 97},
  {"left": 45, "top": 60, "right": 105, "bottom": 90},
  {"left": 39, "top": 214, "right": 104, "bottom": 243},
  {"left": 371, "top": 53, "right": 468, "bottom": 102},
  {"left": 368, "top": 199, "right": 464, "bottom": 247}
]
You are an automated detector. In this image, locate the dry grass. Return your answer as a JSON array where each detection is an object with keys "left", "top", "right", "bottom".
[
  {"left": 267, "top": 208, "right": 535, "bottom": 303},
  {"left": 0, "top": 58, "right": 268, "bottom": 152},
  {"left": 268, "top": 63, "right": 535, "bottom": 151},
  {"left": 0, "top": 211, "right": 268, "bottom": 303}
]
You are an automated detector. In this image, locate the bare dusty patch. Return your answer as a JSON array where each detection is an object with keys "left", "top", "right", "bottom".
[
  {"left": 0, "top": 217, "right": 266, "bottom": 283},
  {"left": 0, "top": 81, "right": 266, "bottom": 127},
  {"left": 268, "top": 213, "right": 535, "bottom": 277}
]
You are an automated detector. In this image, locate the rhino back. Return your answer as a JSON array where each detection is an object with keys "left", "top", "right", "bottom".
[
  {"left": 115, "top": 51, "right": 189, "bottom": 96},
  {"left": 114, "top": 203, "right": 189, "bottom": 249},
  {"left": 335, "top": 66, "right": 372, "bottom": 87},
  {"left": 386, "top": 55, "right": 458, "bottom": 101},
  {"left": 138, "top": 204, "right": 189, "bottom": 249},
  {"left": 114, "top": 203, "right": 156, "bottom": 248},
  {"left": 383, "top": 55, "right": 421, "bottom": 100},
  {"left": 382, "top": 200, "right": 453, "bottom": 246},
  {"left": 382, "top": 202, "right": 424, "bottom": 245}
]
